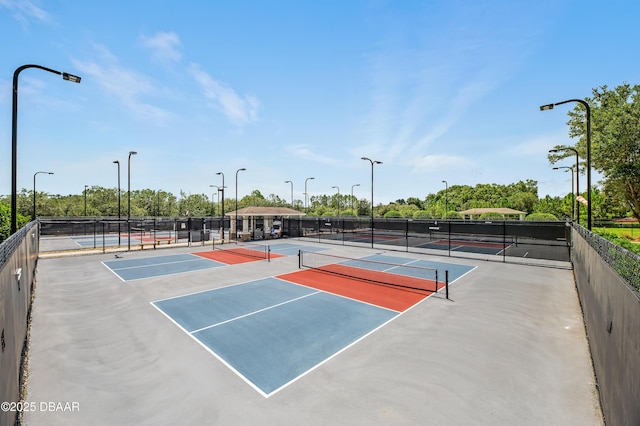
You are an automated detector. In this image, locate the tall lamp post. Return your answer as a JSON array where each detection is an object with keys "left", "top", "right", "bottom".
[
  {"left": 84, "top": 185, "right": 89, "bottom": 216},
  {"left": 304, "top": 177, "right": 315, "bottom": 213},
  {"left": 351, "top": 183, "right": 360, "bottom": 213},
  {"left": 540, "top": 99, "right": 592, "bottom": 230},
  {"left": 209, "top": 184, "right": 220, "bottom": 216},
  {"left": 553, "top": 166, "right": 575, "bottom": 221},
  {"left": 216, "top": 172, "right": 225, "bottom": 243},
  {"left": 442, "top": 180, "right": 448, "bottom": 219},
  {"left": 11, "top": 64, "right": 81, "bottom": 234},
  {"left": 235, "top": 168, "right": 246, "bottom": 241},
  {"left": 285, "top": 180, "right": 294, "bottom": 207},
  {"left": 127, "top": 151, "right": 137, "bottom": 251},
  {"left": 549, "top": 147, "right": 580, "bottom": 225},
  {"left": 361, "top": 157, "right": 382, "bottom": 248},
  {"left": 127, "top": 151, "right": 137, "bottom": 219},
  {"left": 33, "top": 171, "right": 53, "bottom": 219},
  {"left": 113, "top": 160, "right": 121, "bottom": 246},
  {"left": 332, "top": 186, "right": 341, "bottom": 217}
]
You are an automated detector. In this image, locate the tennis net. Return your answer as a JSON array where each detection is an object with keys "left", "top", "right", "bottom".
[
  {"left": 215, "top": 245, "right": 271, "bottom": 261},
  {"left": 299, "top": 250, "right": 439, "bottom": 292}
]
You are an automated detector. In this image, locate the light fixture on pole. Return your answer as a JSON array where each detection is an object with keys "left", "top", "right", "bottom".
[
  {"left": 84, "top": 184, "right": 89, "bottom": 216},
  {"left": 361, "top": 157, "right": 382, "bottom": 248},
  {"left": 127, "top": 151, "right": 137, "bottom": 220},
  {"left": 11, "top": 64, "right": 81, "bottom": 234},
  {"left": 540, "top": 99, "right": 592, "bottom": 230},
  {"left": 285, "top": 180, "right": 294, "bottom": 207},
  {"left": 216, "top": 172, "right": 225, "bottom": 243},
  {"left": 442, "top": 180, "right": 448, "bottom": 219},
  {"left": 351, "top": 183, "right": 360, "bottom": 213},
  {"left": 549, "top": 147, "right": 580, "bottom": 225},
  {"left": 33, "top": 171, "right": 53, "bottom": 219},
  {"left": 304, "top": 177, "right": 315, "bottom": 213},
  {"left": 235, "top": 168, "right": 246, "bottom": 241},
  {"left": 332, "top": 186, "right": 341, "bottom": 217},
  {"left": 127, "top": 151, "right": 137, "bottom": 251},
  {"left": 113, "top": 160, "right": 121, "bottom": 246},
  {"left": 209, "top": 184, "right": 220, "bottom": 216},
  {"left": 553, "top": 166, "right": 576, "bottom": 221}
]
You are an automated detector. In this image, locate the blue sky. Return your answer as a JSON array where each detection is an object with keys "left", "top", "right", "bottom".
[{"left": 1, "top": 0, "right": 638, "bottom": 205}]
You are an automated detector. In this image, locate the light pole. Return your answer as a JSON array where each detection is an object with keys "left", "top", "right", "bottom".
[
  {"left": 442, "top": 180, "right": 448, "bottom": 219},
  {"left": 361, "top": 157, "right": 382, "bottom": 248},
  {"left": 33, "top": 171, "right": 53, "bottom": 219},
  {"left": 553, "top": 166, "right": 575, "bottom": 221},
  {"left": 216, "top": 172, "right": 225, "bottom": 243},
  {"left": 11, "top": 64, "right": 81, "bottom": 234},
  {"left": 127, "top": 151, "right": 137, "bottom": 219},
  {"left": 540, "top": 99, "right": 592, "bottom": 230},
  {"left": 351, "top": 183, "right": 360, "bottom": 213},
  {"left": 235, "top": 168, "right": 246, "bottom": 240},
  {"left": 285, "top": 180, "right": 294, "bottom": 207},
  {"left": 84, "top": 185, "right": 89, "bottom": 216},
  {"left": 113, "top": 160, "right": 121, "bottom": 219},
  {"left": 305, "top": 177, "right": 315, "bottom": 213},
  {"left": 113, "top": 160, "right": 121, "bottom": 246},
  {"left": 209, "top": 184, "right": 220, "bottom": 216},
  {"left": 332, "top": 186, "right": 341, "bottom": 217},
  {"left": 549, "top": 147, "right": 580, "bottom": 225},
  {"left": 127, "top": 151, "right": 137, "bottom": 251}
]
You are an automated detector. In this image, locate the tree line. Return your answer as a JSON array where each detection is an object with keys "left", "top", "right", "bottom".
[
  {"left": 0, "top": 177, "right": 629, "bottom": 243},
  {"left": 2, "top": 83, "right": 638, "bottom": 242}
]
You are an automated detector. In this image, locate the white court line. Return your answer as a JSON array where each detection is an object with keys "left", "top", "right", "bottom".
[
  {"left": 110, "top": 256, "right": 214, "bottom": 271},
  {"left": 190, "top": 291, "right": 321, "bottom": 334}
]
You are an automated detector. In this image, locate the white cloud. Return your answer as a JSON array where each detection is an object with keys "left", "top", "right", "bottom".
[
  {"left": 72, "top": 44, "right": 174, "bottom": 124},
  {"left": 409, "top": 154, "right": 478, "bottom": 174},
  {"left": 285, "top": 144, "right": 341, "bottom": 165},
  {"left": 188, "top": 63, "right": 259, "bottom": 126},
  {"left": 140, "top": 31, "right": 182, "bottom": 64},
  {"left": 0, "top": 0, "right": 50, "bottom": 26}
]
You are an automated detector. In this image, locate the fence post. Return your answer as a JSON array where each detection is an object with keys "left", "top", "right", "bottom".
[
  {"left": 445, "top": 270, "right": 449, "bottom": 300},
  {"left": 405, "top": 219, "right": 409, "bottom": 252}
]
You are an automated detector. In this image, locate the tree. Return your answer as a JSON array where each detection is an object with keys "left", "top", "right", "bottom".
[
  {"left": 0, "top": 201, "right": 28, "bottom": 242},
  {"left": 552, "top": 83, "right": 640, "bottom": 222}
]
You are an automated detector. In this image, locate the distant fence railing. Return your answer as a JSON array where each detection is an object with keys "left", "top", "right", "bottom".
[
  {"left": 0, "top": 221, "right": 39, "bottom": 426},
  {"left": 38, "top": 217, "right": 230, "bottom": 253},
  {"left": 284, "top": 217, "right": 571, "bottom": 266}
]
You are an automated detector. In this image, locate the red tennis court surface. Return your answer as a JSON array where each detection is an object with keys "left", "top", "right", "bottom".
[
  {"left": 277, "top": 266, "right": 442, "bottom": 312},
  {"left": 195, "top": 248, "right": 285, "bottom": 265}
]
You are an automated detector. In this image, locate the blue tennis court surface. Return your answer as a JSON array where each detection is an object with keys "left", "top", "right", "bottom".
[
  {"left": 151, "top": 254, "right": 474, "bottom": 397},
  {"left": 360, "top": 254, "right": 475, "bottom": 280},
  {"left": 103, "top": 254, "right": 224, "bottom": 281},
  {"left": 72, "top": 235, "right": 136, "bottom": 247},
  {"left": 153, "top": 278, "right": 396, "bottom": 396}
]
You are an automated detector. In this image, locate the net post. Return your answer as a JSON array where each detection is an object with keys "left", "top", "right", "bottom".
[
  {"left": 298, "top": 249, "right": 302, "bottom": 269},
  {"left": 267, "top": 245, "right": 271, "bottom": 262},
  {"left": 445, "top": 270, "right": 449, "bottom": 300},
  {"left": 435, "top": 270, "right": 438, "bottom": 293}
]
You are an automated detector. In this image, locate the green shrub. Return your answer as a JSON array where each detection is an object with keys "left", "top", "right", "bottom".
[
  {"left": 383, "top": 210, "right": 402, "bottom": 218},
  {"left": 525, "top": 212, "right": 558, "bottom": 221},
  {"left": 595, "top": 230, "right": 640, "bottom": 256},
  {"left": 412, "top": 210, "right": 432, "bottom": 219}
]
